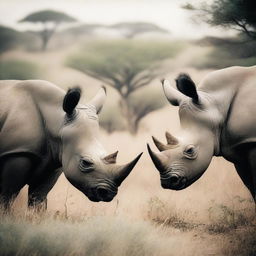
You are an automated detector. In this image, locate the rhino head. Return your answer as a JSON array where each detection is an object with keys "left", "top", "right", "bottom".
[
  {"left": 60, "top": 86, "right": 142, "bottom": 202},
  {"left": 148, "top": 74, "right": 220, "bottom": 190}
]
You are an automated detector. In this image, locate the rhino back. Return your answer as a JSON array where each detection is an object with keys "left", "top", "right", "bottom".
[{"left": 0, "top": 80, "right": 64, "bottom": 159}]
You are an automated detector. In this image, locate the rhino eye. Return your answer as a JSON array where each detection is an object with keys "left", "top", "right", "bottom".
[
  {"left": 184, "top": 145, "right": 197, "bottom": 159},
  {"left": 80, "top": 159, "right": 94, "bottom": 173}
]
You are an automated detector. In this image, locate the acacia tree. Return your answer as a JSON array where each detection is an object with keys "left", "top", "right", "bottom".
[
  {"left": 67, "top": 40, "right": 183, "bottom": 134},
  {"left": 183, "top": 0, "right": 256, "bottom": 40},
  {"left": 110, "top": 22, "right": 169, "bottom": 39},
  {"left": 19, "top": 10, "right": 77, "bottom": 51}
]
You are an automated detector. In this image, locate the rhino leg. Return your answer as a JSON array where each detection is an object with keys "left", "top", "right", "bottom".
[
  {"left": 28, "top": 168, "right": 62, "bottom": 211},
  {"left": 0, "top": 155, "right": 32, "bottom": 211},
  {"left": 234, "top": 162, "right": 255, "bottom": 200},
  {"left": 247, "top": 148, "right": 256, "bottom": 201},
  {"left": 234, "top": 146, "right": 256, "bottom": 202}
]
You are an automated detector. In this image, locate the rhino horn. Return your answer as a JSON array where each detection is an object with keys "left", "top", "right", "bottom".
[
  {"left": 89, "top": 86, "right": 106, "bottom": 114},
  {"left": 165, "top": 131, "right": 179, "bottom": 145},
  {"left": 147, "top": 144, "right": 166, "bottom": 173},
  {"left": 152, "top": 136, "right": 169, "bottom": 151},
  {"left": 114, "top": 152, "right": 143, "bottom": 186},
  {"left": 103, "top": 151, "right": 118, "bottom": 164}
]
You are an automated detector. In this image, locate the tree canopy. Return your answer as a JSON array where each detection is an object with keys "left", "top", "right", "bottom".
[
  {"left": 67, "top": 40, "right": 183, "bottom": 133},
  {"left": 19, "top": 10, "right": 77, "bottom": 50},
  {"left": 19, "top": 10, "right": 77, "bottom": 23},
  {"left": 183, "top": 0, "right": 256, "bottom": 39}
]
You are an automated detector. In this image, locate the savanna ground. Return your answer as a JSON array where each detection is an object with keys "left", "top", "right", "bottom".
[{"left": 1, "top": 39, "right": 256, "bottom": 256}]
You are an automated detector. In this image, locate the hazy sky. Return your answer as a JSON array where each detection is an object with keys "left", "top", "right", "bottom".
[{"left": 0, "top": 0, "right": 234, "bottom": 39}]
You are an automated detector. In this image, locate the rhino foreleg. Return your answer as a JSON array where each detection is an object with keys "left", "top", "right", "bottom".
[
  {"left": 234, "top": 162, "right": 255, "bottom": 200},
  {"left": 235, "top": 147, "right": 256, "bottom": 202},
  {"left": 0, "top": 156, "right": 32, "bottom": 211},
  {"left": 247, "top": 148, "right": 256, "bottom": 202},
  {"left": 28, "top": 168, "right": 62, "bottom": 211}
]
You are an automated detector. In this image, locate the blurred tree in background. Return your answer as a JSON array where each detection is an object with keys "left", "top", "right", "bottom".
[
  {"left": 184, "top": 0, "right": 256, "bottom": 69},
  {"left": 183, "top": 0, "right": 256, "bottom": 40},
  {"left": 19, "top": 10, "right": 77, "bottom": 51},
  {"left": 0, "top": 26, "right": 21, "bottom": 54},
  {"left": 67, "top": 40, "right": 183, "bottom": 134},
  {"left": 192, "top": 35, "right": 256, "bottom": 69},
  {"left": 0, "top": 60, "right": 38, "bottom": 80},
  {"left": 109, "top": 22, "right": 169, "bottom": 39}
]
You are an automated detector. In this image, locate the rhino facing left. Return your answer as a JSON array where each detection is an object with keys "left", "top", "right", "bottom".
[{"left": 0, "top": 80, "right": 142, "bottom": 210}]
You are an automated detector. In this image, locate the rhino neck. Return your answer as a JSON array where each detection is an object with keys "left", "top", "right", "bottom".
[
  {"left": 27, "top": 81, "right": 66, "bottom": 165},
  {"left": 198, "top": 68, "right": 252, "bottom": 157}
]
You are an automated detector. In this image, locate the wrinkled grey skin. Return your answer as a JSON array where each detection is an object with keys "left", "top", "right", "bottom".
[
  {"left": 0, "top": 80, "right": 142, "bottom": 210},
  {"left": 148, "top": 66, "right": 256, "bottom": 200}
]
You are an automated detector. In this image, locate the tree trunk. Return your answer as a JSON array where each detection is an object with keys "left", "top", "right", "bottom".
[
  {"left": 119, "top": 96, "right": 138, "bottom": 134},
  {"left": 41, "top": 28, "right": 50, "bottom": 51}
]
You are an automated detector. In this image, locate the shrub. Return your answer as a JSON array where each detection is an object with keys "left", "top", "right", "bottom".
[{"left": 0, "top": 60, "right": 39, "bottom": 80}]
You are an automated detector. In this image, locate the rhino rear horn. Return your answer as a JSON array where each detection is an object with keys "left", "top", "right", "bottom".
[
  {"left": 63, "top": 87, "right": 81, "bottom": 116},
  {"left": 114, "top": 152, "right": 143, "bottom": 186},
  {"left": 89, "top": 86, "right": 106, "bottom": 114},
  {"left": 165, "top": 131, "right": 179, "bottom": 145},
  {"left": 152, "top": 136, "right": 169, "bottom": 151},
  {"left": 104, "top": 151, "right": 118, "bottom": 164}
]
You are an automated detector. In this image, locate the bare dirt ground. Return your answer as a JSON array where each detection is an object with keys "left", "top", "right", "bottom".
[{"left": 2, "top": 44, "right": 256, "bottom": 255}]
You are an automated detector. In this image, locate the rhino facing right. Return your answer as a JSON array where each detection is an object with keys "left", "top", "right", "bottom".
[
  {"left": 0, "top": 80, "right": 142, "bottom": 210},
  {"left": 148, "top": 66, "right": 256, "bottom": 200}
]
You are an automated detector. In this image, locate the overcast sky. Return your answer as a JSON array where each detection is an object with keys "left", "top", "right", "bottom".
[{"left": 0, "top": 0, "right": 234, "bottom": 39}]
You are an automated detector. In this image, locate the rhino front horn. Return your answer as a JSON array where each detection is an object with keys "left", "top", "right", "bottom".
[
  {"left": 114, "top": 152, "right": 143, "bottom": 186},
  {"left": 147, "top": 144, "right": 166, "bottom": 173}
]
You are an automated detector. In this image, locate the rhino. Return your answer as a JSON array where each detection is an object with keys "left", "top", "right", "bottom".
[
  {"left": 0, "top": 80, "right": 142, "bottom": 210},
  {"left": 148, "top": 66, "right": 256, "bottom": 200}
]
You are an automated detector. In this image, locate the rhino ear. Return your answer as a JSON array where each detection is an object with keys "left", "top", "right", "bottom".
[
  {"left": 162, "top": 79, "right": 186, "bottom": 106},
  {"left": 63, "top": 87, "right": 81, "bottom": 116},
  {"left": 88, "top": 86, "right": 106, "bottom": 114},
  {"left": 176, "top": 73, "right": 199, "bottom": 103}
]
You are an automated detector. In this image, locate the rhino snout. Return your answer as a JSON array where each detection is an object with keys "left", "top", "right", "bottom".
[
  {"left": 161, "top": 172, "right": 187, "bottom": 190},
  {"left": 95, "top": 185, "right": 118, "bottom": 202}
]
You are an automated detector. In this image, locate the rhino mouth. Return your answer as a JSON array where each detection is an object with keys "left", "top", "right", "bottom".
[
  {"left": 90, "top": 184, "right": 118, "bottom": 202},
  {"left": 160, "top": 170, "right": 203, "bottom": 190},
  {"left": 161, "top": 172, "right": 187, "bottom": 190}
]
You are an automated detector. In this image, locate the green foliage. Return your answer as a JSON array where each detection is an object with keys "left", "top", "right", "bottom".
[
  {"left": 193, "top": 35, "right": 256, "bottom": 69},
  {"left": 67, "top": 40, "right": 183, "bottom": 96},
  {"left": 184, "top": 0, "right": 256, "bottom": 39},
  {"left": 19, "top": 10, "right": 77, "bottom": 23},
  {"left": 0, "top": 26, "right": 21, "bottom": 54},
  {"left": 0, "top": 60, "right": 38, "bottom": 80}
]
